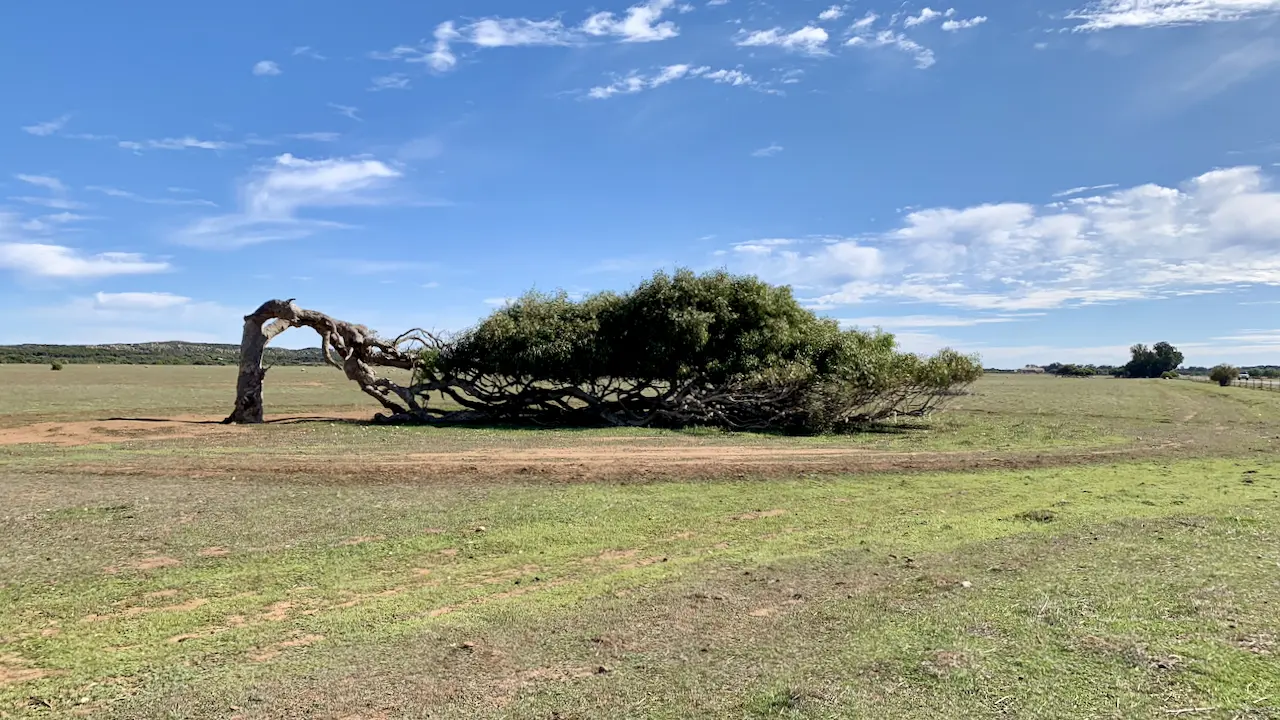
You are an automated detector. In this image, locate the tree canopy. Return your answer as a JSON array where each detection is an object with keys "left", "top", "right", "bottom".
[{"left": 1120, "top": 342, "right": 1183, "bottom": 379}]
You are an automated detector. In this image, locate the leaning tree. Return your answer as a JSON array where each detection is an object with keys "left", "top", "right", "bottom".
[{"left": 225, "top": 270, "right": 983, "bottom": 432}]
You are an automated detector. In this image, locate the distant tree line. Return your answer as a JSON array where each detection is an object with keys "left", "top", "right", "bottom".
[{"left": 0, "top": 342, "right": 323, "bottom": 366}]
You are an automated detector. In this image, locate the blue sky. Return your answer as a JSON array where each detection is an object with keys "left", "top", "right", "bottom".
[{"left": 2, "top": 0, "right": 1280, "bottom": 368}]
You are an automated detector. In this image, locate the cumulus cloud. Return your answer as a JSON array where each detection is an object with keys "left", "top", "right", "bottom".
[
  {"left": 724, "top": 165, "right": 1280, "bottom": 312},
  {"left": 1068, "top": 0, "right": 1280, "bottom": 30},
  {"left": 818, "top": 5, "right": 846, "bottom": 21},
  {"left": 173, "top": 153, "right": 402, "bottom": 248},
  {"left": 904, "top": 7, "right": 954, "bottom": 27},
  {"left": 376, "top": 1, "right": 683, "bottom": 74},
  {"left": 942, "top": 15, "right": 987, "bottom": 30},
  {"left": 253, "top": 60, "right": 282, "bottom": 76},
  {"left": 736, "top": 26, "right": 830, "bottom": 55}
]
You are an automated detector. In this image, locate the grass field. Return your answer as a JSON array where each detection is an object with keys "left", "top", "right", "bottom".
[{"left": 2, "top": 366, "right": 1279, "bottom": 719}]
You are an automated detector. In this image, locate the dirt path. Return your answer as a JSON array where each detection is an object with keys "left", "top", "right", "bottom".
[{"left": 0, "top": 413, "right": 371, "bottom": 446}]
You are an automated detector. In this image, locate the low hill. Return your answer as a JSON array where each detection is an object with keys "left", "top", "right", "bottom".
[{"left": 0, "top": 341, "right": 325, "bottom": 366}]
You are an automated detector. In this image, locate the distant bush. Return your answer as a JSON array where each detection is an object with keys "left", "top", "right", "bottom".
[
  {"left": 1209, "top": 364, "right": 1239, "bottom": 387},
  {"left": 1054, "top": 364, "right": 1095, "bottom": 378},
  {"left": 1161, "top": 370, "right": 1178, "bottom": 380},
  {"left": 50, "top": 360, "right": 64, "bottom": 371}
]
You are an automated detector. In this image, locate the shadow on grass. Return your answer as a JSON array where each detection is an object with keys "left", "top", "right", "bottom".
[{"left": 104, "top": 416, "right": 375, "bottom": 426}]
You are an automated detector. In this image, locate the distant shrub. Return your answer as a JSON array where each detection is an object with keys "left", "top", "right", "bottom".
[
  {"left": 1209, "top": 364, "right": 1239, "bottom": 387},
  {"left": 1161, "top": 370, "right": 1178, "bottom": 380},
  {"left": 1054, "top": 364, "right": 1095, "bottom": 378},
  {"left": 50, "top": 360, "right": 64, "bottom": 371}
]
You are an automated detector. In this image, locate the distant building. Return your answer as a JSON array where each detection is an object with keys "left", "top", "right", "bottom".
[{"left": 1019, "top": 365, "right": 1046, "bottom": 374}]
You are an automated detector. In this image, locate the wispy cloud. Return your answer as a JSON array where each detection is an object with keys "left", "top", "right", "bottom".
[
  {"left": 0, "top": 242, "right": 170, "bottom": 278},
  {"left": 847, "top": 30, "right": 937, "bottom": 69},
  {"left": 173, "top": 153, "right": 402, "bottom": 248},
  {"left": 93, "top": 291, "right": 190, "bottom": 310},
  {"left": 288, "top": 132, "right": 342, "bottom": 142},
  {"left": 252, "top": 60, "right": 282, "bottom": 76},
  {"left": 1068, "top": 0, "right": 1280, "bottom": 30},
  {"left": 329, "top": 103, "right": 362, "bottom": 122},
  {"left": 292, "top": 46, "right": 326, "bottom": 60},
  {"left": 838, "top": 314, "right": 1029, "bottom": 329},
  {"left": 587, "top": 64, "right": 760, "bottom": 98},
  {"left": 751, "top": 143, "right": 784, "bottom": 157},
  {"left": 22, "top": 115, "right": 71, "bottom": 136},
  {"left": 118, "top": 137, "right": 239, "bottom": 152},
  {"left": 15, "top": 174, "right": 66, "bottom": 193},
  {"left": 87, "top": 186, "right": 218, "bottom": 207},
  {"left": 10, "top": 196, "right": 86, "bottom": 210},
  {"left": 582, "top": 0, "right": 681, "bottom": 42},
  {"left": 369, "top": 73, "right": 411, "bottom": 91},
  {"left": 1052, "top": 183, "right": 1119, "bottom": 198}
]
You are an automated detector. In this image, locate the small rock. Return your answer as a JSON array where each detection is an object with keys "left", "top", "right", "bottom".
[
  {"left": 960, "top": 581, "right": 973, "bottom": 589},
  {"left": 474, "top": 526, "right": 487, "bottom": 533},
  {"left": 596, "top": 665, "right": 611, "bottom": 674}
]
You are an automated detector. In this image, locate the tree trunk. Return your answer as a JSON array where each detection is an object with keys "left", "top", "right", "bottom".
[
  {"left": 223, "top": 299, "right": 423, "bottom": 424},
  {"left": 224, "top": 301, "right": 300, "bottom": 424}
]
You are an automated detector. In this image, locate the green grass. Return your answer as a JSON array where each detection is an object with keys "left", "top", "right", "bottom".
[
  {"left": 3, "top": 367, "right": 1280, "bottom": 717},
  {"left": 2, "top": 459, "right": 1278, "bottom": 718}
]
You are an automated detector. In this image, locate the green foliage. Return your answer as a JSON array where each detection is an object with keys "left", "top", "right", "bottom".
[
  {"left": 424, "top": 269, "right": 983, "bottom": 432},
  {"left": 1209, "top": 364, "right": 1239, "bottom": 387},
  {"left": 1054, "top": 364, "right": 1095, "bottom": 378},
  {"left": 1121, "top": 341, "right": 1183, "bottom": 379},
  {"left": 1160, "top": 370, "right": 1178, "bottom": 380},
  {"left": 50, "top": 360, "right": 64, "bottom": 371}
]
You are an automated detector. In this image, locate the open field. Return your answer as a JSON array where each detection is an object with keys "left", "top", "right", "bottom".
[{"left": 2, "top": 366, "right": 1280, "bottom": 718}]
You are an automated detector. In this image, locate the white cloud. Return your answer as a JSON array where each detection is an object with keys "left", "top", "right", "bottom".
[
  {"left": 93, "top": 291, "right": 191, "bottom": 310},
  {"left": 11, "top": 196, "right": 86, "bottom": 210},
  {"left": 904, "top": 7, "right": 953, "bottom": 27},
  {"left": 174, "top": 153, "right": 401, "bottom": 248},
  {"left": 942, "top": 15, "right": 987, "bottom": 30},
  {"left": 118, "top": 137, "right": 238, "bottom": 152},
  {"left": 329, "top": 103, "right": 362, "bottom": 121},
  {"left": 818, "top": 5, "right": 845, "bottom": 21},
  {"left": 751, "top": 143, "right": 784, "bottom": 157},
  {"left": 847, "top": 30, "right": 936, "bottom": 69},
  {"left": 15, "top": 174, "right": 66, "bottom": 193},
  {"left": 838, "top": 314, "right": 1027, "bottom": 329},
  {"left": 1068, "top": 0, "right": 1280, "bottom": 30},
  {"left": 707, "top": 0, "right": 729, "bottom": 5},
  {"left": 86, "top": 186, "right": 218, "bottom": 207},
  {"left": 1053, "top": 183, "right": 1119, "bottom": 198},
  {"left": 253, "top": 60, "right": 282, "bottom": 76},
  {"left": 583, "top": 0, "right": 680, "bottom": 42},
  {"left": 22, "top": 115, "right": 70, "bottom": 136},
  {"left": 0, "top": 242, "right": 170, "bottom": 278},
  {"left": 723, "top": 165, "right": 1280, "bottom": 312},
  {"left": 586, "top": 64, "right": 759, "bottom": 98},
  {"left": 377, "top": 2, "right": 682, "bottom": 75},
  {"left": 369, "top": 73, "right": 411, "bottom": 91},
  {"left": 737, "top": 26, "right": 830, "bottom": 56},
  {"left": 293, "top": 46, "right": 326, "bottom": 60},
  {"left": 287, "top": 132, "right": 341, "bottom": 142}
]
